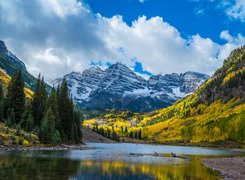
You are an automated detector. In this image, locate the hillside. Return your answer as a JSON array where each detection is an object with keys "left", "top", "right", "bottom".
[
  {"left": 0, "top": 66, "right": 36, "bottom": 146},
  {"left": 0, "top": 40, "right": 37, "bottom": 90},
  {"left": 84, "top": 46, "right": 245, "bottom": 146},
  {"left": 0, "top": 68, "right": 33, "bottom": 98},
  {"left": 82, "top": 127, "right": 115, "bottom": 143},
  {"left": 141, "top": 46, "right": 245, "bottom": 145},
  {"left": 0, "top": 40, "right": 51, "bottom": 92},
  {"left": 0, "top": 122, "right": 39, "bottom": 145}
]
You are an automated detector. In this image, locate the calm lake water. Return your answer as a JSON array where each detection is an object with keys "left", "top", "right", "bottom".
[{"left": 0, "top": 143, "right": 244, "bottom": 180}]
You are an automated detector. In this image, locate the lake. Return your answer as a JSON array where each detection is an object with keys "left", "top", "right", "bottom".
[{"left": 0, "top": 143, "right": 244, "bottom": 180}]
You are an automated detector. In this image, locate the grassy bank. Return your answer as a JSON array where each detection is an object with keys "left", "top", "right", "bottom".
[{"left": 0, "top": 122, "right": 39, "bottom": 146}]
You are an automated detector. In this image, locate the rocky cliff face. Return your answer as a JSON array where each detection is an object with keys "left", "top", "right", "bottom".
[
  {"left": 52, "top": 63, "right": 209, "bottom": 112},
  {"left": 0, "top": 40, "right": 36, "bottom": 89}
]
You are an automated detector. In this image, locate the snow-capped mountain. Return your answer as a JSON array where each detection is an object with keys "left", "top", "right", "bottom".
[{"left": 52, "top": 63, "right": 209, "bottom": 112}]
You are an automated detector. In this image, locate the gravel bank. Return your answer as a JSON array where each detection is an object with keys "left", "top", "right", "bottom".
[
  {"left": 82, "top": 127, "right": 115, "bottom": 143},
  {"left": 203, "top": 157, "right": 245, "bottom": 180}
]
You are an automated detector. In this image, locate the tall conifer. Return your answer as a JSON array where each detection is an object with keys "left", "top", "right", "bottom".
[
  {"left": 7, "top": 70, "right": 25, "bottom": 124},
  {"left": 32, "top": 74, "right": 47, "bottom": 127},
  {"left": 58, "top": 79, "right": 71, "bottom": 141}
]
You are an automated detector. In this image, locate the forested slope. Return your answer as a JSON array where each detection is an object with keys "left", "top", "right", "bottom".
[{"left": 141, "top": 46, "right": 245, "bottom": 145}]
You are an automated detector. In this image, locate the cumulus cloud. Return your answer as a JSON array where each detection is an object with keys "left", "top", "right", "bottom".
[
  {"left": 39, "top": 0, "right": 88, "bottom": 19},
  {"left": 226, "top": 0, "right": 245, "bottom": 21},
  {"left": 0, "top": 0, "right": 112, "bottom": 80},
  {"left": 0, "top": 0, "right": 244, "bottom": 81},
  {"left": 98, "top": 15, "right": 245, "bottom": 75}
]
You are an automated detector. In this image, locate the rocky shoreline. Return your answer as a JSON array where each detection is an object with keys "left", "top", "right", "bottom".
[
  {"left": 0, "top": 144, "right": 92, "bottom": 151},
  {"left": 203, "top": 157, "right": 245, "bottom": 180}
]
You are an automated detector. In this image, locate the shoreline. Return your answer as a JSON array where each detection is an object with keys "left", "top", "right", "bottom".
[
  {"left": 1, "top": 141, "right": 244, "bottom": 152},
  {"left": 0, "top": 144, "right": 92, "bottom": 151},
  {"left": 203, "top": 157, "right": 245, "bottom": 180},
  {"left": 119, "top": 140, "right": 245, "bottom": 152}
]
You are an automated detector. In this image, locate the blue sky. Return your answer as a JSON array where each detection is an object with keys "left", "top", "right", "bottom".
[
  {"left": 86, "top": 0, "right": 244, "bottom": 44},
  {"left": 0, "top": 0, "right": 245, "bottom": 80}
]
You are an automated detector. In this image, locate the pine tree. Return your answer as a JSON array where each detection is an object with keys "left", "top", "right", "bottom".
[
  {"left": 52, "top": 130, "right": 61, "bottom": 145},
  {"left": 40, "top": 108, "right": 56, "bottom": 144},
  {"left": 21, "top": 101, "right": 34, "bottom": 132},
  {"left": 72, "top": 110, "right": 81, "bottom": 143},
  {"left": 7, "top": 70, "right": 25, "bottom": 124},
  {"left": 46, "top": 88, "right": 60, "bottom": 130},
  {"left": 32, "top": 74, "right": 47, "bottom": 127},
  {"left": 58, "top": 79, "right": 72, "bottom": 141},
  {"left": 6, "top": 109, "right": 15, "bottom": 127}
]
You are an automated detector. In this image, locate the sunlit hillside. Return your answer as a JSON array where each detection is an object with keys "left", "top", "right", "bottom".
[
  {"left": 0, "top": 68, "right": 33, "bottom": 99},
  {"left": 84, "top": 46, "right": 245, "bottom": 146},
  {"left": 141, "top": 46, "right": 245, "bottom": 145},
  {"left": 0, "top": 122, "right": 39, "bottom": 145}
]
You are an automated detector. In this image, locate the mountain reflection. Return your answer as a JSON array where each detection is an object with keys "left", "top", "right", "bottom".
[
  {"left": 0, "top": 155, "right": 219, "bottom": 180},
  {"left": 75, "top": 159, "right": 218, "bottom": 180}
]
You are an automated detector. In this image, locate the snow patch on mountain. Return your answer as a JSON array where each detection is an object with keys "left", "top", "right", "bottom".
[
  {"left": 51, "top": 63, "right": 209, "bottom": 112},
  {"left": 172, "top": 87, "right": 185, "bottom": 98}
]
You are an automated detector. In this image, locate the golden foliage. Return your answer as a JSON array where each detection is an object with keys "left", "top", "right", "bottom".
[{"left": 0, "top": 68, "right": 33, "bottom": 99}]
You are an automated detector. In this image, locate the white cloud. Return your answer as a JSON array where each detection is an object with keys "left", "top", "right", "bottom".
[
  {"left": 0, "top": 0, "right": 244, "bottom": 81},
  {"left": 226, "top": 0, "right": 245, "bottom": 21},
  {"left": 38, "top": 0, "right": 88, "bottom": 19},
  {"left": 98, "top": 15, "right": 245, "bottom": 75}
]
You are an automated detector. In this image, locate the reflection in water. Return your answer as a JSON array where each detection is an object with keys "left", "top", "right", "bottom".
[
  {"left": 0, "top": 155, "right": 219, "bottom": 180},
  {"left": 0, "top": 155, "right": 80, "bottom": 180},
  {"left": 75, "top": 159, "right": 219, "bottom": 180}
]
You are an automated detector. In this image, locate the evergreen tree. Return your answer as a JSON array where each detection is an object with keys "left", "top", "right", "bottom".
[
  {"left": 52, "top": 130, "right": 61, "bottom": 145},
  {"left": 58, "top": 79, "right": 72, "bottom": 141},
  {"left": 7, "top": 70, "right": 25, "bottom": 124},
  {"left": 46, "top": 88, "right": 60, "bottom": 130},
  {"left": 21, "top": 101, "right": 34, "bottom": 132},
  {"left": 32, "top": 74, "right": 47, "bottom": 127},
  {"left": 40, "top": 108, "right": 56, "bottom": 144},
  {"left": 6, "top": 108, "right": 15, "bottom": 127},
  {"left": 72, "top": 110, "right": 82, "bottom": 143}
]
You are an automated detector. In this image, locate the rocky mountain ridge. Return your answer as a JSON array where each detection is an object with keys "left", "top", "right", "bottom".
[
  {"left": 52, "top": 63, "right": 209, "bottom": 112},
  {"left": 0, "top": 40, "right": 52, "bottom": 90},
  {"left": 0, "top": 40, "right": 36, "bottom": 89}
]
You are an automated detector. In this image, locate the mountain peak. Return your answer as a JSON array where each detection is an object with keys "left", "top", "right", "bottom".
[
  {"left": 52, "top": 63, "right": 209, "bottom": 112},
  {"left": 0, "top": 40, "right": 7, "bottom": 54},
  {"left": 107, "top": 62, "right": 130, "bottom": 71},
  {"left": 88, "top": 66, "right": 103, "bottom": 72}
]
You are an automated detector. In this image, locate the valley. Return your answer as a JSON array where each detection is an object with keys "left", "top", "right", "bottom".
[
  {"left": 0, "top": 41, "right": 244, "bottom": 180},
  {"left": 83, "top": 46, "right": 245, "bottom": 148},
  {"left": 1, "top": 0, "right": 245, "bottom": 179}
]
